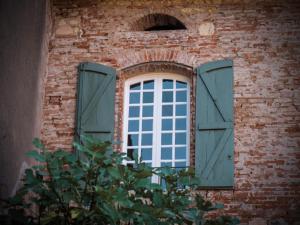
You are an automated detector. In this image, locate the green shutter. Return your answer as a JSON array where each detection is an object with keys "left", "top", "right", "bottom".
[
  {"left": 195, "top": 60, "right": 234, "bottom": 188},
  {"left": 76, "top": 62, "right": 116, "bottom": 143}
]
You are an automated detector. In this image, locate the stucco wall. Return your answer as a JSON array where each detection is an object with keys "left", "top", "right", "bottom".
[
  {"left": 42, "top": 0, "right": 300, "bottom": 224},
  {"left": 0, "top": 0, "right": 50, "bottom": 198}
]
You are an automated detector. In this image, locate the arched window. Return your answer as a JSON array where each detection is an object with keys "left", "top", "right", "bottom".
[{"left": 123, "top": 73, "right": 190, "bottom": 182}]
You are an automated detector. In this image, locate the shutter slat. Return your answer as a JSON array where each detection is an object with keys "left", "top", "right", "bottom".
[{"left": 195, "top": 59, "right": 234, "bottom": 188}]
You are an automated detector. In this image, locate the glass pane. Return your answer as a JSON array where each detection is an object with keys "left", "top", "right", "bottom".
[
  {"left": 162, "top": 119, "right": 172, "bottom": 130},
  {"left": 175, "top": 161, "right": 186, "bottom": 168},
  {"left": 176, "top": 81, "right": 187, "bottom": 89},
  {"left": 161, "top": 133, "right": 172, "bottom": 145},
  {"left": 129, "top": 92, "right": 140, "bottom": 104},
  {"left": 175, "top": 147, "right": 186, "bottom": 159},
  {"left": 141, "top": 148, "right": 152, "bottom": 160},
  {"left": 175, "top": 118, "right": 186, "bottom": 130},
  {"left": 127, "top": 134, "right": 138, "bottom": 146},
  {"left": 176, "top": 91, "right": 187, "bottom": 102},
  {"left": 143, "top": 92, "right": 154, "bottom": 103},
  {"left": 130, "top": 83, "right": 141, "bottom": 90},
  {"left": 142, "top": 119, "right": 153, "bottom": 131},
  {"left": 176, "top": 104, "right": 186, "bottom": 116},
  {"left": 142, "top": 106, "right": 153, "bottom": 117},
  {"left": 162, "top": 91, "right": 173, "bottom": 102},
  {"left": 175, "top": 133, "right": 186, "bottom": 145},
  {"left": 161, "top": 162, "right": 172, "bottom": 167},
  {"left": 127, "top": 148, "right": 137, "bottom": 160},
  {"left": 129, "top": 106, "right": 139, "bottom": 117},
  {"left": 143, "top": 80, "right": 154, "bottom": 89},
  {"left": 142, "top": 134, "right": 152, "bottom": 146},
  {"left": 162, "top": 105, "right": 173, "bottom": 116},
  {"left": 161, "top": 147, "right": 172, "bottom": 160},
  {"left": 163, "top": 79, "right": 173, "bottom": 89},
  {"left": 128, "top": 120, "right": 139, "bottom": 132}
]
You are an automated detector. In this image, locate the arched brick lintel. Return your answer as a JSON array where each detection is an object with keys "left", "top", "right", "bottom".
[{"left": 119, "top": 61, "right": 194, "bottom": 79}]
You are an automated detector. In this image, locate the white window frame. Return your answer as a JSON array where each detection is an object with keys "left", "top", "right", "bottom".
[{"left": 122, "top": 73, "right": 190, "bottom": 181}]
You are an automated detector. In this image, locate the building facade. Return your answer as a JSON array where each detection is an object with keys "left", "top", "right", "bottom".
[{"left": 6, "top": 0, "right": 300, "bottom": 224}]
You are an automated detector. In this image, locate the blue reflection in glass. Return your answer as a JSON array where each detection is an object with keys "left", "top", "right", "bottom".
[
  {"left": 175, "top": 133, "right": 186, "bottom": 145},
  {"left": 142, "top": 119, "right": 153, "bottom": 131},
  {"left": 161, "top": 147, "right": 172, "bottom": 160},
  {"left": 175, "top": 147, "right": 186, "bottom": 159},
  {"left": 141, "top": 148, "right": 152, "bottom": 160},
  {"left": 175, "top": 161, "right": 186, "bottom": 169},
  {"left": 129, "top": 106, "right": 139, "bottom": 117},
  {"left": 175, "top": 118, "right": 186, "bottom": 130},
  {"left": 161, "top": 133, "right": 172, "bottom": 145},
  {"left": 176, "top": 91, "right": 187, "bottom": 102},
  {"left": 143, "top": 80, "right": 154, "bottom": 89},
  {"left": 161, "top": 162, "right": 172, "bottom": 167},
  {"left": 176, "top": 81, "right": 187, "bottom": 89},
  {"left": 162, "top": 105, "right": 173, "bottom": 116},
  {"left": 129, "top": 92, "right": 140, "bottom": 104},
  {"left": 142, "top": 134, "right": 152, "bottom": 145},
  {"left": 143, "top": 92, "right": 154, "bottom": 103},
  {"left": 127, "top": 134, "right": 138, "bottom": 146},
  {"left": 163, "top": 79, "right": 173, "bottom": 89},
  {"left": 162, "top": 119, "right": 172, "bottom": 130},
  {"left": 142, "top": 106, "right": 153, "bottom": 117},
  {"left": 162, "top": 91, "right": 173, "bottom": 102},
  {"left": 130, "top": 83, "right": 141, "bottom": 90},
  {"left": 128, "top": 120, "right": 139, "bottom": 132},
  {"left": 176, "top": 104, "right": 186, "bottom": 116}
]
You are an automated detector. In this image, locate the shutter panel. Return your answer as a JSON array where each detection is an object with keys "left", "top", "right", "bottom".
[
  {"left": 76, "top": 62, "right": 116, "bottom": 143},
  {"left": 195, "top": 60, "right": 234, "bottom": 188}
]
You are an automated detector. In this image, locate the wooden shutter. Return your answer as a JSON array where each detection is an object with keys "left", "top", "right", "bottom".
[
  {"left": 75, "top": 62, "right": 116, "bottom": 143},
  {"left": 195, "top": 60, "right": 234, "bottom": 188}
]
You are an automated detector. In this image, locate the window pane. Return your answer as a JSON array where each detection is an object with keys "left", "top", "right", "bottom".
[
  {"left": 143, "top": 92, "right": 154, "bottom": 103},
  {"left": 175, "top": 147, "right": 186, "bottom": 159},
  {"left": 162, "top": 119, "right": 172, "bottom": 130},
  {"left": 162, "top": 105, "right": 173, "bottom": 116},
  {"left": 161, "top": 133, "right": 172, "bottom": 145},
  {"left": 129, "top": 106, "right": 139, "bottom": 117},
  {"left": 163, "top": 79, "right": 173, "bottom": 89},
  {"left": 143, "top": 80, "right": 154, "bottom": 89},
  {"left": 175, "top": 133, "right": 186, "bottom": 145},
  {"left": 175, "top": 161, "right": 186, "bottom": 168},
  {"left": 175, "top": 118, "right": 186, "bottom": 130},
  {"left": 127, "top": 134, "right": 138, "bottom": 146},
  {"left": 176, "top": 104, "right": 186, "bottom": 116},
  {"left": 162, "top": 91, "right": 173, "bottom": 102},
  {"left": 142, "top": 106, "right": 153, "bottom": 117},
  {"left": 130, "top": 92, "right": 140, "bottom": 104},
  {"left": 141, "top": 148, "right": 152, "bottom": 160},
  {"left": 176, "top": 81, "right": 187, "bottom": 89},
  {"left": 130, "top": 83, "right": 141, "bottom": 90},
  {"left": 176, "top": 91, "right": 187, "bottom": 102},
  {"left": 142, "top": 119, "right": 153, "bottom": 131},
  {"left": 161, "top": 147, "right": 172, "bottom": 160},
  {"left": 161, "top": 162, "right": 172, "bottom": 167},
  {"left": 128, "top": 120, "right": 139, "bottom": 132},
  {"left": 127, "top": 148, "right": 137, "bottom": 160},
  {"left": 142, "top": 134, "right": 152, "bottom": 146}
]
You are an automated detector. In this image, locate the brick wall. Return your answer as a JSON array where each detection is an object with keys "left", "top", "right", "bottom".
[{"left": 42, "top": 0, "right": 300, "bottom": 224}]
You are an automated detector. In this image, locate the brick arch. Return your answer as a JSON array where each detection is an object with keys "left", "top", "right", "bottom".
[
  {"left": 114, "top": 49, "right": 199, "bottom": 69},
  {"left": 126, "top": 10, "right": 191, "bottom": 31},
  {"left": 131, "top": 13, "right": 186, "bottom": 31}
]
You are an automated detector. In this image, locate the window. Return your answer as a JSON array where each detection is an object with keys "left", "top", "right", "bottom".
[
  {"left": 123, "top": 74, "right": 190, "bottom": 178},
  {"left": 75, "top": 60, "right": 234, "bottom": 188}
]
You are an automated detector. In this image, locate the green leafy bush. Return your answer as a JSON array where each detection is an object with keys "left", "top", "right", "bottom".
[{"left": 0, "top": 136, "right": 239, "bottom": 225}]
